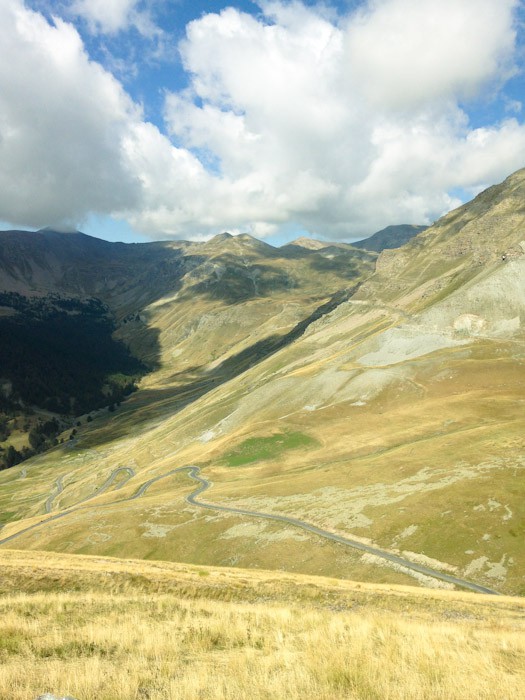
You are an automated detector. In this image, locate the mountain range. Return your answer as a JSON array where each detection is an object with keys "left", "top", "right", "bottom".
[{"left": 0, "top": 169, "right": 524, "bottom": 596}]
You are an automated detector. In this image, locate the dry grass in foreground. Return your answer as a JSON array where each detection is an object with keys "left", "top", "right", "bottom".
[{"left": 0, "top": 550, "right": 524, "bottom": 700}]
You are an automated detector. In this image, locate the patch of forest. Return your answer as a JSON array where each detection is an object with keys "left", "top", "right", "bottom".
[{"left": 0, "top": 292, "right": 146, "bottom": 470}]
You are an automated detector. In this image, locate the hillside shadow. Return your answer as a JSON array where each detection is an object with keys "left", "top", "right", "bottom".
[
  {"left": 118, "top": 246, "right": 376, "bottom": 370},
  {"left": 78, "top": 286, "right": 358, "bottom": 448},
  {"left": 307, "top": 253, "right": 375, "bottom": 281}
]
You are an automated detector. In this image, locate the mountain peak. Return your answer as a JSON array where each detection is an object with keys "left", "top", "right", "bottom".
[
  {"left": 352, "top": 225, "right": 427, "bottom": 252},
  {"left": 288, "top": 237, "right": 328, "bottom": 250},
  {"left": 210, "top": 232, "right": 233, "bottom": 243},
  {"left": 234, "top": 233, "right": 276, "bottom": 251}
]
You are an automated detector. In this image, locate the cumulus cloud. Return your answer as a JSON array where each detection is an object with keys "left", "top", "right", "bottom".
[
  {"left": 1, "top": 0, "right": 525, "bottom": 239},
  {"left": 0, "top": 0, "right": 186, "bottom": 230},
  {"left": 344, "top": 0, "right": 518, "bottom": 109},
  {"left": 160, "top": 0, "right": 525, "bottom": 237},
  {"left": 0, "top": 0, "right": 144, "bottom": 227}
]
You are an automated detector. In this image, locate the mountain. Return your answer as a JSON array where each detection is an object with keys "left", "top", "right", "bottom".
[
  {"left": 284, "top": 225, "right": 428, "bottom": 255},
  {"left": 286, "top": 236, "right": 328, "bottom": 250},
  {"left": 0, "top": 228, "right": 375, "bottom": 466},
  {"left": 352, "top": 224, "right": 428, "bottom": 251},
  {"left": 0, "top": 168, "right": 524, "bottom": 596},
  {"left": 0, "top": 228, "right": 186, "bottom": 317}
]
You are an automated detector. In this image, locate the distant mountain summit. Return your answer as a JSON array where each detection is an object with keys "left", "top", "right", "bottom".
[
  {"left": 352, "top": 224, "right": 428, "bottom": 252},
  {"left": 284, "top": 226, "right": 428, "bottom": 254},
  {"left": 288, "top": 237, "right": 328, "bottom": 250},
  {"left": 208, "top": 232, "right": 233, "bottom": 243}
]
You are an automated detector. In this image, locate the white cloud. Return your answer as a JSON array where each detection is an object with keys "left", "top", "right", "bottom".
[
  {"left": 0, "top": 0, "right": 197, "bottom": 231},
  {"left": 71, "top": 0, "right": 159, "bottom": 37},
  {"left": 0, "top": 0, "right": 144, "bottom": 227},
  {"left": 1, "top": 0, "right": 525, "bottom": 240},
  {"left": 344, "top": 0, "right": 518, "bottom": 109},
  {"left": 160, "top": 0, "right": 525, "bottom": 237}
]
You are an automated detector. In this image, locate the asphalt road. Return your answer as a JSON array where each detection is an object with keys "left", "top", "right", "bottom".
[
  {"left": 182, "top": 467, "right": 500, "bottom": 596},
  {"left": 44, "top": 475, "right": 66, "bottom": 514},
  {"left": 75, "top": 467, "right": 135, "bottom": 505},
  {"left": 0, "top": 467, "right": 136, "bottom": 546},
  {"left": 0, "top": 465, "right": 500, "bottom": 595}
]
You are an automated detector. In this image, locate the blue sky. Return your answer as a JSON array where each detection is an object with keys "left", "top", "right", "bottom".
[{"left": 1, "top": 0, "right": 524, "bottom": 245}]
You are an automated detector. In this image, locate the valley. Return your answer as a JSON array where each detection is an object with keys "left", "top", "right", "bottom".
[{"left": 0, "top": 170, "right": 524, "bottom": 597}]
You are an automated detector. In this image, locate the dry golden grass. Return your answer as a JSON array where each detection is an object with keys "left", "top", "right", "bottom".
[{"left": 0, "top": 550, "right": 524, "bottom": 700}]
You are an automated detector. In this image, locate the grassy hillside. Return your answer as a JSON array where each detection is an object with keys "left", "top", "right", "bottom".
[
  {"left": 0, "top": 550, "right": 524, "bottom": 700},
  {"left": 1, "top": 171, "right": 524, "bottom": 595}
]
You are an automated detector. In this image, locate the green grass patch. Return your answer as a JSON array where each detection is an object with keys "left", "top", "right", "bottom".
[{"left": 222, "top": 431, "right": 318, "bottom": 466}]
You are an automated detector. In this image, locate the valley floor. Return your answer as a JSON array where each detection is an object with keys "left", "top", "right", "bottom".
[{"left": 0, "top": 550, "right": 524, "bottom": 700}]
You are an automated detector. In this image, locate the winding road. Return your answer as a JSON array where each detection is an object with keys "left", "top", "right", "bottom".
[
  {"left": 44, "top": 467, "right": 135, "bottom": 513},
  {"left": 75, "top": 466, "right": 135, "bottom": 505},
  {"left": 0, "top": 467, "right": 136, "bottom": 546},
  {"left": 0, "top": 465, "right": 500, "bottom": 595},
  {"left": 44, "top": 475, "right": 66, "bottom": 513}
]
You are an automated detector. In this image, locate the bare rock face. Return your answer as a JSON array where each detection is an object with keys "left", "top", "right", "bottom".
[{"left": 35, "top": 694, "right": 78, "bottom": 700}]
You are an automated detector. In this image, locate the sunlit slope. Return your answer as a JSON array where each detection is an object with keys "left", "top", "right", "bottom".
[
  {"left": 1, "top": 170, "right": 524, "bottom": 594},
  {"left": 357, "top": 166, "right": 525, "bottom": 311}
]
